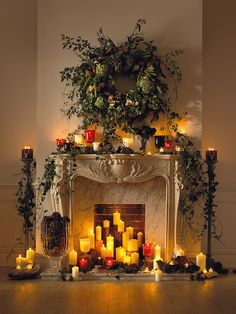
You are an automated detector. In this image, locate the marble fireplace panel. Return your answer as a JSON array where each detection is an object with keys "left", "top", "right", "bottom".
[{"left": 72, "top": 176, "right": 166, "bottom": 256}]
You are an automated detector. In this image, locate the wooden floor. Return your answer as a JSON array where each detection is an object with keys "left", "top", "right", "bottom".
[{"left": 1, "top": 267, "right": 236, "bottom": 314}]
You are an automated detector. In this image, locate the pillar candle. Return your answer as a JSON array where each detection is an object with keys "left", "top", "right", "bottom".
[
  {"left": 137, "top": 232, "right": 143, "bottom": 247},
  {"left": 69, "top": 249, "right": 78, "bottom": 265},
  {"left": 154, "top": 245, "right": 161, "bottom": 260},
  {"left": 79, "top": 238, "right": 91, "bottom": 253},
  {"left": 96, "top": 225, "right": 102, "bottom": 241},
  {"left": 103, "top": 220, "right": 110, "bottom": 228},
  {"left": 153, "top": 258, "right": 158, "bottom": 271},
  {"left": 131, "top": 252, "right": 139, "bottom": 265},
  {"left": 155, "top": 269, "right": 162, "bottom": 282},
  {"left": 72, "top": 266, "right": 79, "bottom": 281},
  {"left": 127, "top": 239, "right": 139, "bottom": 252},
  {"left": 113, "top": 211, "right": 120, "bottom": 225},
  {"left": 16, "top": 254, "right": 22, "bottom": 267},
  {"left": 26, "top": 248, "right": 35, "bottom": 263},
  {"left": 126, "top": 226, "right": 134, "bottom": 239},
  {"left": 88, "top": 230, "right": 95, "bottom": 249},
  {"left": 122, "top": 231, "right": 129, "bottom": 250},
  {"left": 101, "top": 245, "right": 107, "bottom": 259},
  {"left": 196, "top": 252, "right": 206, "bottom": 271},
  {"left": 123, "top": 254, "right": 131, "bottom": 265},
  {"left": 106, "top": 235, "right": 114, "bottom": 257},
  {"left": 116, "top": 247, "right": 125, "bottom": 261},
  {"left": 95, "top": 240, "right": 103, "bottom": 254},
  {"left": 118, "top": 220, "right": 124, "bottom": 232}
]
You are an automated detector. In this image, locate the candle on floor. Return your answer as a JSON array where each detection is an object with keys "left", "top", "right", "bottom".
[
  {"left": 137, "top": 232, "right": 143, "bottom": 247},
  {"left": 69, "top": 249, "right": 78, "bottom": 265},
  {"left": 116, "top": 247, "right": 125, "bottom": 262},
  {"left": 106, "top": 235, "right": 114, "bottom": 257},
  {"left": 196, "top": 252, "right": 206, "bottom": 271},
  {"left": 113, "top": 211, "right": 120, "bottom": 225},
  {"left": 123, "top": 254, "right": 131, "bottom": 265},
  {"left": 122, "top": 231, "right": 129, "bottom": 250},
  {"left": 26, "top": 248, "right": 35, "bottom": 263},
  {"left": 127, "top": 239, "right": 139, "bottom": 252},
  {"left": 154, "top": 245, "right": 161, "bottom": 260},
  {"left": 126, "top": 226, "right": 134, "bottom": 239},
  {"left": 21, "top": 146, "right": 33, "bottom": 160},
  {"left": 72, "top": 266, "right": 79, "bottom": 280},
  {"left": 143, "top": 243, "right": 153, "bottom": 258},
  {"left": 101, "top": 245, "right": 107, "bottom": 259},
  {"left": 131, "top": 252, "right": 139, "bottom": 265},
  {"left": 118, "top": 220, "right": 124, "bottom": 232},
  {"left": 79, "top": 238, "right": 91, "bottom": 253},
  {"left": 88, "top": 230, "right": 95, "bottom": 249},
  {"left": 96, "top": 225, "right": 102, "bottom": 241}
]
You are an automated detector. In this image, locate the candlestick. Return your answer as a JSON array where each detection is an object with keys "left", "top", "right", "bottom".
[
  {"left": 26, "top": 248, "right": 35, "bottom": 263},
  {"left": 126, "top": 226, "right": 134, "bottom": 239},
  {"left": 206, "top": 148, "right": 217, "bottom": 162},
  {"left": 72, "top": 266, "right": 79, "bottom": 281},
  {"left": 127, "top": 239, "right": 139, "bottom": 252},
  {"left": 118, "top": 220, "right": 124, "bottom": 232},
  {"left": 69, "top": 249, "right": 78, "bottom": 265},
  {"left": 21, "top": 146, "right": 33, "bottom": 160},
  {"left": 116, "top": 247, "right": 125, "bottom": 261},
  {"left": 113, "top": 211, "right": 120, "bottom": 225},
  {"left": 79, "top": 238, "right": 91, "bottom": 253},
  {"left": 106, "top": 235, "right": 114, "bottom": 257},
  {"left": 137, "top": 232, "right": 143, "bottom": 247},
  {"left": 95, "top": 225, "right": 102, "bottom": 241},
  {"left": 196, "top": 252, "right": 206, "bottom": 271},
  {"left": 88, "top": 230, "right": 95, "bottom": 249},
  {"left": 131, "top": 252, "right": 139, "bottom": 265},
  {"left": 101, "top": 245, "right": 107, "bottom": 259}
]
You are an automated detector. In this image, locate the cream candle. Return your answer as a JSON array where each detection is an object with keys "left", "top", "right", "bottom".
[
  {"left": 88, "top": 230, "right": 95, "bottom": 249},
  {"left": 95, "top": 225, "right": 102, "bottom": 241},
  {"left": 154, "top": 245, "right": 161, "bottom": 260},
  {"left": 26, "top": 248, "right": 35, "bottom": 263},
  {"left": 103, "top": 220, "right": 110, "bottom": 228},
  {"left": 16, "top": 254, "right": 22, "bottom": 268},
  {"left": 118, "top": 220, "right": 124, "bottom": 232},
  {"left": 106, "top": 235, "right": 114, "bottom": 257},
  {"left": 137, "top": 232, "right": 143, "bottom": 247},
  {"left": 101, "top": 245, "right": 107, "bottom": 259},
  {"left": 126, "top": 226, "right": 134, "bottom": 239},
  {"left": 123, "top": 254, "right": 131, "bottom": 265},
  {"left": 127, "top": 239, "right": 139, "bottom": 252},
  {"left": 92, "top": 142, "right": 100, "bottom": 152},
  {"left": 131, "top": 252, "right": 139, "bottom": 265},
  {"left": 122, "top": 231, "right": 129, "bottom": 250},
  {"left": 196, "top": 252, "right": 206, "bottom": 271},
  {"left": 79, "top": 238, "right": 91, "bottom": 253},
  {"left": 72, "top": 266, "right": 79, "bottom": 281},
  {"left": 113, "top": 211, "right": 120, "bottom": 225},
  {"left": 69, "top": 249, "right": 78, "bottom": 265},
  {"left": 116, "top": 247, "right": 125, "bottom": 261}
]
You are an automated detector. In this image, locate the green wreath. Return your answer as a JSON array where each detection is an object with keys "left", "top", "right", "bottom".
[{"left": 60, "top": 19, "right": 183, "bottom": 149}]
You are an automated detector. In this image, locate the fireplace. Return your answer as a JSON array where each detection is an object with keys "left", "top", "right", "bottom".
[{"left": 41, "top": 154, "right": 196, "bottom": 261}]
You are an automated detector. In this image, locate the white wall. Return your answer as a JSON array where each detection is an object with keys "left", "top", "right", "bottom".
[
  {"left": 202, "top": 0, "right": 236, "bottom": 267},
  {"left": 0, "top": 0, "right": 37, "bottom": 265}
]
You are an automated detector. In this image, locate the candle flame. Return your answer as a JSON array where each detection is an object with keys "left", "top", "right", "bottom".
[
  {"left": 208, "top": 147, "right": 215, "bottom": 151},
  {"left": 24, "top": 146, "right": 31, "bottom": 149}
]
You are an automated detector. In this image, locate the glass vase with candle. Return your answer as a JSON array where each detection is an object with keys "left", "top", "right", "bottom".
[{"left": 41, "top": 212, "right": 70, "bottom": 278}]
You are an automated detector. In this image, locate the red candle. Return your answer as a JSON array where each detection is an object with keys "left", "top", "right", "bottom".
[
  {"left": 206, "top": 148, "right": 217, "bottom": 162},
  {"left": 78, "top": 257, "right": 89, "bottom": 272},
  {"left": 85, "top": 130, "right": 95, "bottom": 143},
  {"left": 164, "top": 139, "right": 172, "bottom": 149},
  {"left": 143, "top": 243, "right": 153, "bottom": 258},
  {"left": 56, "top": 138, "right": 65, "bottom": 148},
  {"left": 21, "top": 146, "right": 33, "bottom": 160},
  {"left": 105, "top": 257, "right": 114, "bottom": 268}
]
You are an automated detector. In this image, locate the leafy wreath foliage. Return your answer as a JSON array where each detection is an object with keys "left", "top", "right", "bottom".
[{"left": 60, "top": 19, "right": 183, "bottom": 148}]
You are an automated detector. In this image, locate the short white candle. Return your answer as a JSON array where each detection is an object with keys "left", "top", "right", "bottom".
[
  {"left": 106, "top": 235, "right": 114, "bottom": 257},
  {"left": 116, "top": 247, "right": 125, "bottom": 261},
  {"left": 26, "top": 248, "right": 35, "bottom": 263},
  {"left": 72, "top": 266, "right": 79, "bottom": 281},
  {"left": 196, "top": 252, "right": 206, "bottom": 271}
]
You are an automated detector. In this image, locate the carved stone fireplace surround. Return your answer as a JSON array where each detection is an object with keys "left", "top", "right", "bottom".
[{"left": 47, "top": 154, "right": 180, "bottom": 261}]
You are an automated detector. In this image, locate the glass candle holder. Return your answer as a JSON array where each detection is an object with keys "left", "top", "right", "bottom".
[
  {"left": 56, "top": 138, "right": 65, "bottom": 149},
  {"left": 143, "top": 243, "right": 153, "bottom": 258},
  {"left": 105, "top": 257, "right": 114, "bottom": 269},
  {"left": 85, "top": 130, "right": 95, "bottom": 143},
  {"left": 78, "top": 257, "right": 89, "bottom": 272}
]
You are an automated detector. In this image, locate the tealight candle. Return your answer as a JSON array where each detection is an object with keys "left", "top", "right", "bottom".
[
  {"left": 69, "top": 249, "right": 78, "bottom": 265},
  {"left": 196, "top": 252, "right": 206, "bottom": 271},
  {"left": 78, "top": 257, "right": 89, "bottom": 272},
  {"left": 203, "top": 269, "right": 208, "bottom": 274},
  {"left": 209, "top": 268, "right": 214, "bottom": 273},
  {"left": 56, "top": 138, "right": 65, "bottom": 149},
  {"left": 85, "top": 130, "right": 95, "bottom": 143},
  {"left": 105, "top": 257, "right": 114, "bottom": 268},
  {"left": 16, "top": 265, "right": 21, "bottom": 270}
]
